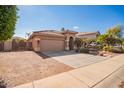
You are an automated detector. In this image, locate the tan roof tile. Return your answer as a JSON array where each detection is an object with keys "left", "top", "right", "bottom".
[
  {"left": 77, "top": 31, "right": 100, "bottom": 36},
  {"left": 29, "top": 30, "right": 65, "bottom": 39}
]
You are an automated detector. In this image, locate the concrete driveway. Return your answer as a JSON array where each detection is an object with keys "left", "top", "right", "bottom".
[
  {"left": 16, "top": 54, "right": 124, "bottom": 88},
  {"left": 43, "top": 51, "right": 110, "bottom": 68}
]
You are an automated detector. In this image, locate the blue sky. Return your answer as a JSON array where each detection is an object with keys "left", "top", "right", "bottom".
[{"left": 15, "top": 5, "right": 124, "bottom": 38}]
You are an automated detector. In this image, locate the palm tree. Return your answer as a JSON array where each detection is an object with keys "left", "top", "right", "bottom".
[
  {"left": 25, "top": 33, "right": 31, "bottom": 39},
  {"left": 97, "top": 25, "right": 123, "bottom": 47}
]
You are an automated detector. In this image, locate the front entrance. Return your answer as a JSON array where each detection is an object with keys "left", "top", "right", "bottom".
[{"left": 69, "top": 37, "right": 74, "bottom": 50}]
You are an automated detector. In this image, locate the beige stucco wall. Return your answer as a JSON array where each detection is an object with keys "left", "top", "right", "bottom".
[
  {"left": 31, "top": 35, "right": 65, "bottom": 52},
  {"left": 78, "top": 33, "right": 97, "bottom": 39},
  {"left": 32, "top": 37, "right": 41, "bottom": 51}
]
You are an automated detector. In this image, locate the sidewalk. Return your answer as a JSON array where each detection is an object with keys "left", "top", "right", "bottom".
[{"left": 15, "top": 54, "right": 124, "bottom": 88}]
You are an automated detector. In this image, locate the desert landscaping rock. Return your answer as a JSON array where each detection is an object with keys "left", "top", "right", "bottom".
[{"left": 0, "top": 51, "right": 73, "bottom": 87}]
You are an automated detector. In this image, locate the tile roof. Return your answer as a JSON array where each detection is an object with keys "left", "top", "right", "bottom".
[
  {"left": 77, "top": 31, "right": 100, "bottom": 36},
  {"left": 30, "top": 30, "right": 65, "bottom": 38},
  {"left": 60, "top": 29, "right": 78, "bottom": 34}
]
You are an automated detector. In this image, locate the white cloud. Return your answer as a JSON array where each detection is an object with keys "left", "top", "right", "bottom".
[{"left": 73, "top": 26, "right": 79, "bottom": 29}]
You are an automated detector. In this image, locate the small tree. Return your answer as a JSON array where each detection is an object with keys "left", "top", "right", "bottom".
[
  {"left": 97, "top": 34, "right": 108, "bottom": 46},
  {"left": 97, "top": 25, "right": 123, "bottom": 47},
  {"left": 107, "top": 25, "right": 122, "bottom": 38},
  {"left": 97, "top": 25, "right": 123, "bottom": 52},
  {"left": 61, "top": 27, "right": 65, "bottom": 31},
  {"left": 107, "top": 25, "right": 123, "bottom": 46}
]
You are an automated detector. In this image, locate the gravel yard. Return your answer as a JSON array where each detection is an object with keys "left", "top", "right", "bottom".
[{"left": 0, "top": 51, "right": 73, "bottom": 87}]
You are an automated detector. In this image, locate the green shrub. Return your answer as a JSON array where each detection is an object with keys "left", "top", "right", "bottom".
[
  {"left": 122, "top": 48, "right": 124, "bottom": 53},
  {"left": 0, "top": 78, "right": 7, "bottom": 88},
  {"left": 95, "top": 45, "right": 103, "bottom": 50},
  {"left": 111, "top": 47, "right": 124, "bottom": 53},
  {"left": 103, "top": 46, "right": 113, "bottom": 52},
  {"left": 103, "top": 46, "right": 124, "bottom": 53},
  {"left": 80, "top": 48, "right": 89, "bottom": 53}
]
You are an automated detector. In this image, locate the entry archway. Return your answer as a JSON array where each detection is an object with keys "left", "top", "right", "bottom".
[{"left": 69, "top": 37, "right": 74, "bottom": 50}]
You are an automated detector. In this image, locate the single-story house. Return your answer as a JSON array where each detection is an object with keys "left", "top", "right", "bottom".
[{"left": 28, "top": 30, "right": 100, "bottom": 52}]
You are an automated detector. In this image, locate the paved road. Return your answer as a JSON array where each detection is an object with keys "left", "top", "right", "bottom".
[{"left": 43, "top": 51, "right": 110, "bottom": 68}]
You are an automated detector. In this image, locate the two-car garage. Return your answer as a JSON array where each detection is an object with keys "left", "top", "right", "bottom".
[
  {"left": 30, "top": 31, "right": 65, "bottom": 52},
  {"left": 40, "top": 39, "right": 65, "bottom": 52}
]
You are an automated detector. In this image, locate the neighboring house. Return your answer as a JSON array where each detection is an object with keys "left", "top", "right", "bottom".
[
  {"left": 28, "top": 30, "right": 100, "bottom": 52},
  {"left": 76, "top": 31, "right": 100, "bottom": 39}
]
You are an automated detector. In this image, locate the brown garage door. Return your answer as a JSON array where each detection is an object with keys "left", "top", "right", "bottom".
[{"left": 41, "top": 40, "right": 65, "bottom": 52}]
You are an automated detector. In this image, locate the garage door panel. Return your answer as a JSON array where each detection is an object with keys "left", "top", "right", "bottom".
[{"left": 41, "top": 40, "right": 64, "bottom": 52}]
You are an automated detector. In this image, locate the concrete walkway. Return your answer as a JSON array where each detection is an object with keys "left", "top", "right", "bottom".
[{"left": 15, "top": 54, "right": 124, "bottom": 88}]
